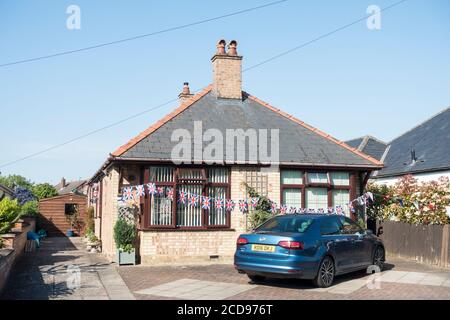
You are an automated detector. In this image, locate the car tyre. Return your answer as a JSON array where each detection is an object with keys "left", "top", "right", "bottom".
[
  {"left": 247, "top": 275, "right": 265, "bottom": 283},
  {"left": 373, "top": 246, "right": 385, "bottom": 271},
  {"left": 313, "top": 256, "right": 335, "bottom": 288}
]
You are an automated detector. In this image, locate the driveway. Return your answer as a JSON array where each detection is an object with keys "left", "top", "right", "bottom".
[
  {"left": 3, "top": 237, "right": 450, "bottom": 300},
  {"left": 118, "top": 257, "right": 450, "bottom": 300},
  {"left": 1, "top": 237, "right": 134, "bottom": 300}
]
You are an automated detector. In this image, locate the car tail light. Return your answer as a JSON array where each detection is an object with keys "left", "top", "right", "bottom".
[
  {"left": 236, "top": 237, "right": 248, "bottom": 245},
  {"left": 278, "top": 240, "right": 304, "bottom": 250}
]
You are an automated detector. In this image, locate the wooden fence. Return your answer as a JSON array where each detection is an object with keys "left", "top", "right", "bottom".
[{"left": 377, "top": 220, "right": 450, "bottom": 268}]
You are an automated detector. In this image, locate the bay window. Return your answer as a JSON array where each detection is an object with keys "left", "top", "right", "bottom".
[{"left": 143, "top": 166, "right": 230, "bottom": 229}]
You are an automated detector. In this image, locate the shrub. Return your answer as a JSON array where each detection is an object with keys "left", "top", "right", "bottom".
[
  {"left": 65, "top": 209, "right": 85, "bottom": 235},
  {"left": 366, "top": 175, "right": 450, "bottom": 225},
  {"left": 13, "top": 186, "right": 35, "bottom": 205},
  {"left": 20, "top": 200, "right": 39, "bottom": 217},
  {"left": 32, "top": 183, "right": 58, "bottom": 200},
  {"left": 0, "top": 198, "right": 22, "bottom": 234},
  {"left": 86, "top": 206, "right": 95, "bottom": 232},
  {"left": 113, "top": 218, "right": 136, "bottom": 253},
  {"left": 244, "top": 183, "right": 276, "bottom": 230}
]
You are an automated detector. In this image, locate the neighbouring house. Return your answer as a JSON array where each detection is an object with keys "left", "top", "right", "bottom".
[
  {"left": 38, "top": 178, "right": 87, "bottom": 236},
  {"left": 55, "top": 177, "right": 87, "bottom": 195},
  {"left": 87, "top": 40, "right": 383, "bottom": 265},
  {"left": 0, "top": 184, "right": 14, "bottom": 201},
  {"left": 348, "top": 107, "right": 450, "bottom": 185}
]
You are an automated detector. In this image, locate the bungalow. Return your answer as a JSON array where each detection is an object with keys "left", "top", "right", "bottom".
[{"left": 87, "top": 40, "right": 383, "bottom": 264}]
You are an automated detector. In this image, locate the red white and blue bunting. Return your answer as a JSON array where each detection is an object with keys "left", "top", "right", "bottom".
[{"left": 118, "top": 184, "right": 375, "bottom": 216}]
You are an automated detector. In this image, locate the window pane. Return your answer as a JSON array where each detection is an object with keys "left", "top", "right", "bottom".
[
  {"left": 330, "top": 172, "right": 350, "bottom": 186},
  {"left": 208, "top": 186, "right": 227, "bottom": 226},
  {"left": 282, "top": 188, "right": 302, "bottom": 207},
  {"left": 207, "top": 168, "right": 229, "bottom": 183},
  {"left": 320, "top": 217, "right": 341, "bottom": 235},
  {"left": 308, "top": 172, "right": 328, "bottom": 184},
  {"left": 151, "top": 196, "right": 173, "bottom": 225},
  {"left": 281, "top": 170, "right": 303, "bottom": 184},
  {"left": 150, "top": 166, "right": 174, "bottom": 182},
  {"left": 332, "top": 190, "right": 350, "bottom": 207},
  {"left": 176, "top": 185, "right": 202, "bottom": 227},
  {"left": 178, "top": 169, "right": 203, "bottom": 181},
  {"left": 257, "top": 216, "right": 314, "bottom": 233},
  {"left": 306, "top": 188, "right": 328, "bottom": 210},
  {"left": 339, "top": 216, "right": 362, "bottom": 235}
]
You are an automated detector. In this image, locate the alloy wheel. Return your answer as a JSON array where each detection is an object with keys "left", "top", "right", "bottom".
[
  {"left": 373, "top": 247, "right": 384, "bottom": 270},
  {"left": 319, "top": 258, "right": 334, "bottom": 287}
]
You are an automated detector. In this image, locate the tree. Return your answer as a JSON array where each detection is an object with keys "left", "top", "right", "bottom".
[
  {"left": 13, "top": 186, "right": 35, "bottom": 205},
  {"left": 0, "top": 174, "right": 33, "bottom": 190},
  {"left": 32, "top": 183, "right": 58, "bottom": 200},
  {"left": 244, "top": 183, "right": 275, "bottom": 230}
]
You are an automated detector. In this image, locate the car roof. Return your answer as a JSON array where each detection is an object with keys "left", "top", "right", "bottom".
[{"left": 274, "top": 214, "right": 337, "bottom": 220}]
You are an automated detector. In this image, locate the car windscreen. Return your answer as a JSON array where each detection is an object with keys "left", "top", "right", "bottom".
[{"left": 256, "top": 216, "right": 314, "bottom": 233}]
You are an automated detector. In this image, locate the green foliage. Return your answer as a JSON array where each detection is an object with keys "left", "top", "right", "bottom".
[
  {"left": 86, "top": 206, "right": 95, "bottom": 232},
  {"left": 0, "top": 174, "right": 33, "bottom": 190},
  {"left": 113, "top": 218, "right": 136, "bottom": 251},
  {"left": 0, "top": 198, "right": 22, "bottom": 234},
  {"left": 366, "top": 175, "right": 450, "bottom": 225},
  {"left": 31, "top": 183, "right": 58, "bottom": 200},
  {"left": 20, "top": 200, "right": 39, "bottom": 217},
  {"left": 65, "top": 208, "right": 85, "bottom": 235},
  {"left": 244, "top": 183, "right": 276, "bottom": 230}
]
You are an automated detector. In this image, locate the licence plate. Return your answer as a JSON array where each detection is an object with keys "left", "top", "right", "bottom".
[{"left": 251, "top": 244, "right": 276, "bottom": 252}]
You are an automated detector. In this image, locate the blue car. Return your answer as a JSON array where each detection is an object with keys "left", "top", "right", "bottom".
[{"left": 234, "top": 214, "right": 385, "bottom": 287}]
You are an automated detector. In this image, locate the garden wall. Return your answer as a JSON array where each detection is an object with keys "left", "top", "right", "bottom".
[
  {"left": 378, "top": 220, "right": 450, "bottom": 268},
  {"left": 0, "top": 217, "right": 35, "bottom": 294}
]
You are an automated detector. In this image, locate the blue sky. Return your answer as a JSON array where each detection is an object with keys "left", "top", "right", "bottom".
[{"left": 0, "top": 0, "right": 449, "bottom": 184}]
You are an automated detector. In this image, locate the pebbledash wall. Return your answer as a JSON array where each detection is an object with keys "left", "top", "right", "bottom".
[{"left": 96, "top": 165, "right": 281, "bottom": 264}]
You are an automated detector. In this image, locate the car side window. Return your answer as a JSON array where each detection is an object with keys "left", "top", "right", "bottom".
[
  {"left": 320, "top": 217, "right": 341, "bottom": 235},
  {"left": 339, "top": 216, "right": 362, "bottom": 235}
]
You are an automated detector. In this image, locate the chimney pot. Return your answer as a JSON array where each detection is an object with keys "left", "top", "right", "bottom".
[
  {"left": 228, "top": 40, "right": 238, "bottom": 56},
  {"left": 178, "top": 82, "right": 194, "bottom": 105},
  {"left": 216, "top": 39, "right": 227, "bottom": 55}
]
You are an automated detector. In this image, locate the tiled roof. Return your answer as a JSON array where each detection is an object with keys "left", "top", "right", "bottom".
[
  {"left": 345, "top": 135, "right": 388, "bottom": 161},
  {"left": 111, "top": 88, "right": 382, "bottom": 168},
  {"left": 374, "top": 107, "right": 450, "bottom": 178},
  {"left": 54, "top": 180, "right": 86, "bottom": 195}
]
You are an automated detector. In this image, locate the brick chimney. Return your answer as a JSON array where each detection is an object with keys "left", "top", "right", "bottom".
[
  {"left": 178, "top": 82, "right": 194, "bottom": 105},
  {"left": 61, "top": 177, "right": 66, "bottom": 188},
  {"left": 211, "top": 40, "right": 242, "bottom": 100}
]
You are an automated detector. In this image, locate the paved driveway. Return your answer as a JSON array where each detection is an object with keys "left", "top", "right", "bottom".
[
  {"left": 118, "top": 257, "right": 450, "bottom": 300},
  {"left": 1, "top": 237, "right": 134, "bottom": 300}
]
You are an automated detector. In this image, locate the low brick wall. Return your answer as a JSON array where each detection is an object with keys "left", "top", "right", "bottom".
[{"left": 0, "top": 217, "right": 36, "bottom": 294}]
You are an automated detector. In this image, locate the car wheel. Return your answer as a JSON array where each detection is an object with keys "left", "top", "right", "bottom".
[
  {"left": 247, "top": 275, "right": 265, "bottom": 283},
  {"left": 314, "top": 256, "right": 335, "bottom": 288},
  {"left": 373, "top": 246, "right": 385, "bottom": 271}
]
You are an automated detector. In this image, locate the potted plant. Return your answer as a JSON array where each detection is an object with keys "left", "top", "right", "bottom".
[
  {"left": 113, "top": 217, "right": 136, "bottom": 265},
  {"left": 65, "top": 208, "right": 85, "bottom": 237}
]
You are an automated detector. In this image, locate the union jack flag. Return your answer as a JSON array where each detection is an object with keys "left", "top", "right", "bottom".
[
  {"left": 280, "top": 205, "right": 287, "bottom": 214},
  {"left": 238, "top": 200, "right": 248, "bottom": 213},
  {"left": 202, "top": 196, "right": 211, "bottom": 210},
  {"left": 270, "top": 202, "right": 278, "bottom": 214},
  {"left": 298, "top": 208, "right": 307, "bottom": 214},
  {"left": 348, "top": 202, "right": 355, "bottom": 213},
  {"left": 189, "top": 194, "right": 198, "bottom": 207},
  {"left": 317, "top": 208, "right": 325, "bottom": 214},
  {"left": 289, "top": 207, "right": 297, "bottom": 214},
  {"left": 226, "top": 199, "right": 235, "bottom": 212},
  {"left": 308, "top": 208, "right": 316, "bottom": 213},
  {"left": 327, "top": 207, "right": 334, "bottom": 214},
  {"left": 147, "top": 183, "right": 156, "bottom": 195},
  {"left": 250, "top": 197, "right": 259, "bottom": 209},
  {"left": 215, "top": 198, "right": 224, "bottom": 210},
  {"left": 122, "top": 187, "right": 134, "bottom": 201},
  {"left": 157, "top": 186, "right": 165, "bottom": 196},
  {"left": 335, "top": 205, "right": 343, "bottom": 215},
  {"left": 167, "top": 188, "right": 174, "bottom": 201},
  {"left": 136, "top": 185, "right": 145, "bottom": 197},
  {"left": 178, "top": 191, "right": 186, "bottom": 204}
]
